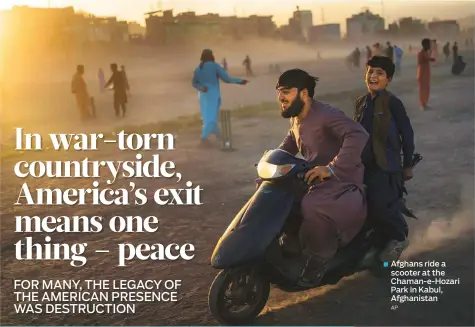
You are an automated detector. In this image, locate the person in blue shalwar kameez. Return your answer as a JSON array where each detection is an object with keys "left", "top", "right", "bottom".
[{"left": 192, "top": 49, "right": 248, "bottom": 147}]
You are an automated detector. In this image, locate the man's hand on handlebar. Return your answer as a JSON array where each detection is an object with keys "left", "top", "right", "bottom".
[{"left": 305, "top": 166, "right": 332, "bottom": 184}]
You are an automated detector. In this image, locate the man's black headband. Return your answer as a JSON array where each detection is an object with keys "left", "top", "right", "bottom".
[{"left": 276, "top": 68, "right": 319, "bottom": 90}]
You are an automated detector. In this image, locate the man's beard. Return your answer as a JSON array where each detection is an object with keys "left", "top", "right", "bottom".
[{"left": 281, "top": 96, "right": 305, "bottom": 118}]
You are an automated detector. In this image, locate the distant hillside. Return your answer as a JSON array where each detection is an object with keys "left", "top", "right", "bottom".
[{"left": 458, "top": 15, "right": 475, "bottom": 29}]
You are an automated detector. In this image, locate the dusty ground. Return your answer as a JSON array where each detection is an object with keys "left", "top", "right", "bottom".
[
  {"left": 1, "top": 50, "right": 474, "bottom": 325},
  {"left": 1, "top": 43, "right": 462, "bottom": 139}
]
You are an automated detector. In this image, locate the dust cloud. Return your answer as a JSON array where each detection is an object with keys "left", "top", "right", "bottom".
[
  {"left": 182, "top": 37, "right": 321, "bottom": 66},
  {"left": 0, "top": 35, "right": 355, "bottom": 137},
  {"left": 264, "top": 174, "right": 474, "bottom": 312},
  {"left": 403, "top": 178, "right": 474, "bottom": 258}
]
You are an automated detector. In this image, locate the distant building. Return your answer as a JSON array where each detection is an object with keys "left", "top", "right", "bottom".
[
  {"left": 398, "top": 17, "right": 427, "bottom": 35},
  {"left": 128, "top": 22, "right": 146, "bottom": 36},
  {"left": 8, "top": 5, "right": 76, "bottom": 48},
  {"left": 292, "top": 6, "right": 313, "bottom": 41},
  {"left": 346, "top": 9, "right": 384, "bottom": 39},
  {"left": 77, "top": 16, "right": 129, "bottom": 43},
  {"left": 388, "top": 21, "right": 399, "bottom": 34},
  {"left": 3, "top": 6, "right": 130, "bottom": 49},
  {"left": 277, "top": 24, "right": 296, "bottom": 41},
  {"left": 428, "top": 20, "right": 460, "bottom": 37},
  {"left": 308, "top": 24, "right": 341, "bottom": 43},
  {"left": 169, "top": 12, "right": 224, "bottom": 44},
  {"left": 78, "top": 17, "right": 111, "bottom": 43},
  {"left": 458, "top": 15, "right": 474, "bottom": 31},
  {"left": 250, "top": 15, "right": 276, "bottom": 38},
  {"left": 279, "top": 6, "right": 313, "bottom": 42},
  {"left": 145, "top": 9, "right": 276, "bottom": 45},
  {"left": 145, "top": 10, "right": 168, "bottom": 45}
]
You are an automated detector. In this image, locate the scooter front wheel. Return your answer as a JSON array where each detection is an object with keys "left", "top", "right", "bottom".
[{"left": 208, "top": 268, "right": 270, "bottom": 326}]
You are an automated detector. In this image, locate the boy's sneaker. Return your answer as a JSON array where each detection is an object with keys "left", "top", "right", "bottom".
[{"left": 379, "top": 238, "right": 409, "bottom": 262}]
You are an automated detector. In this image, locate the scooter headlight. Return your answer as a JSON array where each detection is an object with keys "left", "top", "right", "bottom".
[{"left": 257, "top": 162, "right": 295, "bottom": 179}]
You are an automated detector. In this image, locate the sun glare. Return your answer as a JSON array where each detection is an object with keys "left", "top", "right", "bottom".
[{"left": 0, "top": 14, "right": 4, "bottom": 40}]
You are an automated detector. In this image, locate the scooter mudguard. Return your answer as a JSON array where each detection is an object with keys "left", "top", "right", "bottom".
[{"left": 210, "top": 181, "right": 294, "bottom": 269}]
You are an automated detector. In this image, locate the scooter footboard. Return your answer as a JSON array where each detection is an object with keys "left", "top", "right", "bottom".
[{"left": 211, "top": 181, "right": 295, "bottom": 269}]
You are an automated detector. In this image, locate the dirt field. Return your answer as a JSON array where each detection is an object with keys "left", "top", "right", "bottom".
[
  {"left": 1, "top": 51, "right": 474, "bottom": 325},
  {"left": 0, "top": 43, "right": 461, "bottom": 140}
]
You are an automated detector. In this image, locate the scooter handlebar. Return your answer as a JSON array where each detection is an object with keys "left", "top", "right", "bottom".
[{"left": 412, "top": 153, "right": 423, "bottom": 168}]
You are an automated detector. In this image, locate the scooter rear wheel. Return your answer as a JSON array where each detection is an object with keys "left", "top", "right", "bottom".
[{"left": 208, "top": 268, "right": 270, "bottom": 326}]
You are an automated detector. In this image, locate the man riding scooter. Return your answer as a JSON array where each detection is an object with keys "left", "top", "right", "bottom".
[{"left": 274, "top": 69, "right": 369, "bottom": 287}]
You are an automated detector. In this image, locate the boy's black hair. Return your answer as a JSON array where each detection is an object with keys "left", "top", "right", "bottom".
[{"left": 366, "top": 56, "right": 395, "bottom": 79}]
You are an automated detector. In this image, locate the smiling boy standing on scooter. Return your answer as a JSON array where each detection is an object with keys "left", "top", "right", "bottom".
[{"left": 353, "top": 56, "right": 415, "bottom": 262}]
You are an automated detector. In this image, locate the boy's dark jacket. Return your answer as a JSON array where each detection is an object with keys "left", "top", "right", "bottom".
[{"left": 354, "top": 90, "right": 414, "bottom": 172}]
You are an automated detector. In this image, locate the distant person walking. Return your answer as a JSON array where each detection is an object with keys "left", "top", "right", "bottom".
[
  {"left": 353, "top": 47, "right": 361, "bottom": 68},
  {"left": 243, "top": 55, "right": 254, "bottom": 77},
  {"left": 443, "top": 42, "right": 450, "bottom": 62},
  {"left": 105, "top": 63, "right": 128, "bottom": 118},
  {"left": 386, "top": 41, "right": 394, "bottom": 61},
  {"left": 394, "top": 45, "right": 404, "bottom": 74},
  {"left": 452, "top": 42, "right": 459, "bottom": 63},
  {"left": 98, "top": 68, "right": 105, "bottom": 92},
  {"left": 345, "top": 50, "right": 354, "bottom": 70},
  {"left": 417, "top": 38, "right": 435, "bottom": 111},
  {"left": 192, "top": 49, "right": 248, "bottom": 148},
  {"left": 71, "top": 64, "right": 92, "bottom": 121},
  {"left": 372, "top": 43, "right": 382, "bottom": 56}
]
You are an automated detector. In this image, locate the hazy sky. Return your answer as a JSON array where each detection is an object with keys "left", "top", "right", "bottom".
[{"left": 0, "top": 0, "right": 473, "bottom": 27}]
